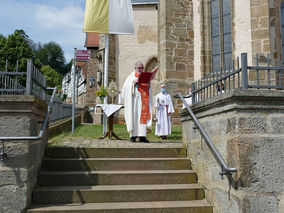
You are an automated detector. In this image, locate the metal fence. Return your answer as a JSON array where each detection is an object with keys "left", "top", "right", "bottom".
[
  {"left": 0, "top": 60, "right": 46, "bottom": 99},
  {"left": 191, "top": 53, "right": 284, "bottom": 104},
  {"left": 0, "top": 60, "right": 26, "bottom": 95},
  {"left": 47, "top": 94, "right": 81, "bottom": 123},
  {"left": 0, "top": 59, "right": 82, "bottom": 122}
]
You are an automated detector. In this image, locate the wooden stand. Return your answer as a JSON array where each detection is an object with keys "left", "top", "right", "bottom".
[{"left": 99, "top": 113, "right": 122, "bottom": 140}]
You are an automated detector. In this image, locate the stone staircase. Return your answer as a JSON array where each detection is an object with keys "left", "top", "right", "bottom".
[{"left": 28, "top": 146, "right": 212, "bottom": 212}]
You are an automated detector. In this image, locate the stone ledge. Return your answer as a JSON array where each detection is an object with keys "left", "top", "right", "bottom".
[
  {"left": 180, "top": 89, "right": 284, "bottom": 120},
  {"left": 0, "top": 95, "right": 36, "bottom": 102},
  {"left": 0, "top": 95, "right": 47, "bottom": 108},
  {"left": 0, "top": 95, "right": 47, "bottom": 118}
]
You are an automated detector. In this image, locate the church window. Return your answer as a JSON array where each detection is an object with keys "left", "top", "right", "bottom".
[{"left": 211, "top": 0, "right": 232, "bottom": 73}]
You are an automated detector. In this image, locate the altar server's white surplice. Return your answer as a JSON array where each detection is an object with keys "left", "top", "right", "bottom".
[{"left": 155, "top": 92, "right": 174, "bottom": 136}]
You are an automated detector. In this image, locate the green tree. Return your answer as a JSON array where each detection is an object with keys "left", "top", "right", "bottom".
[
  {"left": 34, "top": 41, "right": 67, "bottom": 75},
  {"left": 0, "top": 30, "right": 34, "bottom": 72},
  {"left": 0, "top": 34, "right": 5, "bottom": 40},
  {"left": 0, "top": 30, "right": 69, "bottom": 90},
  {"left": 0, "top": 35, "right": 7, "bottom": 70},
  {"left": 28, "top": 39, "right": 40, "bottom": 53},
  {"left": 40, "top": 65, "right": 62, "bottom": 89}
]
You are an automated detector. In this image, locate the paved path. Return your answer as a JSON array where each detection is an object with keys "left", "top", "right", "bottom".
[{"left": 49, "top": 137, "right": 184, "bottom": 148}]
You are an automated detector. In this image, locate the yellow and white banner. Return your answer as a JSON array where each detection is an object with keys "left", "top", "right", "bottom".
[{"left": 83, "top": 0, "right": 134, "bottom": 34}]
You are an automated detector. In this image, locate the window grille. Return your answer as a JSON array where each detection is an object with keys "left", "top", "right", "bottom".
[{"left": 211, "top": 0, "right": 232, "bottom": 73}]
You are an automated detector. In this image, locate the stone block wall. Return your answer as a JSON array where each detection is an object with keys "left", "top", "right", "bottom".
[
  {"left": 250, "top": 0, "right": 270, "bottom": 56},
  {"left": 269, "top": 0, "right": 282, "bottom": 62},
  {"left": 0, "top": 95, "right": 48, "bottom": 213},
  {"left": 159, "top": 0, "right": 194, "bottom": 124},
  {"left": 181, "top": 89, "right": 284, "bottom": 213},
  {"left": 249, "top": 0, "right": 276, "bottom": 85}
]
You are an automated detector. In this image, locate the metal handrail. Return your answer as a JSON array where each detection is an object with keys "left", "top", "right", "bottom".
[
  {"left": 176, "top": 92, "right": 237, "bottom": 177},
  {"left": 0, "top": 87, "right": 57, "bottom": 164}
]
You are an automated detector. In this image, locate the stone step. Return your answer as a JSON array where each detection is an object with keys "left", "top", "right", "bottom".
[
  {"left": 45, "top": 147, "right": 187, "bottom": 158},
  {"left": 33, "top": 184, "right": 204, "bottom": 204},
  {"left": 42, "top": 157, "right": 191, "bottom": 171},
  {"left": 38, "top": 170, "right": 197, "bottom": 186},
  {"left": 28, "top": 200, "right": 213, "bottom": 213}
]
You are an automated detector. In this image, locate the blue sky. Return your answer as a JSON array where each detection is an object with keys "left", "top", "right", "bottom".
[{"left": 0, "top": 0, "right": 86, "bottom": 63}]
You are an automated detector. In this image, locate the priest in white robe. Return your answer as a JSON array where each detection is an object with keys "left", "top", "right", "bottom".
[
  {"left": 121, "top": 62, "right": 152, "bottom": 143},
  {"left": 154, "top": 84, "right": 174, "bottom": 139}
]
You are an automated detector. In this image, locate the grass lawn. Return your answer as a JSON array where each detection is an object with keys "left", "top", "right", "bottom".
[{"left": 50, "top": 124, "right": 182, "bottom": 143}]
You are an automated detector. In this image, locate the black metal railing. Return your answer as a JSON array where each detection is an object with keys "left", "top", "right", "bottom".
[
  {"left": 0, "top": 60, "right": 26, "bottom": 95},
  {"left": 176, "top": 92, "right": 237, "bottom": 178},
  {"left": 0, "top": 60, "right": 46, "bottom": 99},
  {"left": 247, "top": 53, "right": 284, "bottom": 89},
  {"left": 190, "top": 53, "right": 284, "bottom": 104}
]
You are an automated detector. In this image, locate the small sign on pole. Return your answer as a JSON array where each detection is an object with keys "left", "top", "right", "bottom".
[{"left": 75, "top": 50, "right": 91, "bottom": 61}]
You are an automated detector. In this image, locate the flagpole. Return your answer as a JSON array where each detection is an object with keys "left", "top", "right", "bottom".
[
  {"left": 103, "top": 34, "right": 109, "bottom": 135},
  {"left": 72, "top": 48, "right": 77, "bottom": 134}
]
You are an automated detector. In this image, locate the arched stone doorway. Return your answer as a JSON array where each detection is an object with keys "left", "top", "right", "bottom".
[{"left": 145, "top": 56, "right": 158, "bottom": 72}]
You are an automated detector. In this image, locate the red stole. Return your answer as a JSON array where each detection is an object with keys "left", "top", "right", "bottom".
[
  {"left": 135, "top": 71, "right": 150, "bottom": 124},
  {"left": 138, "top": 83, "right": 150, "bottom": 124}
]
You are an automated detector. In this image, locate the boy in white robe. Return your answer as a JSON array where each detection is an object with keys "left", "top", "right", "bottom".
[
  {"left": 154, "top": 84, "right": 174, "bottom": 139},
  {"left": 121, "top": 62, "right": 152, "bottom": 143}
]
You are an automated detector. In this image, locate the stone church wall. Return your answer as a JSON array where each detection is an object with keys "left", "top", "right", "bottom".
[
  {"left": 178, "top": 1, "right": 284, "bottom": 211},
  {"left": 159, "top": 0, "right": 194, "bottom": 124},
  {"left": 181, "top": 90, "right": 284, "bottom": 213},
  {"left": 117, "top": 5, "right": 158, "bottom": 92}
]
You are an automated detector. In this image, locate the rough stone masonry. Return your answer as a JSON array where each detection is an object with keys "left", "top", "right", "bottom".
[
  {"left": 181, "top": 89, "right": 284, "bottom": 213},
  {"left": 0, "top": 96, "right": 47, "bottom": 213}
]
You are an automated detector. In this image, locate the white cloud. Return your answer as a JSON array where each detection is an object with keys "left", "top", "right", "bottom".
[
  {"left": 0, "top": 0, "right": 86, "bottom": 62},
  {"left": 35, "top": 5, "right": 84, "bottom": 30},
  {"left": 33, "top": 4, "right": 86, "bottom": 62}
]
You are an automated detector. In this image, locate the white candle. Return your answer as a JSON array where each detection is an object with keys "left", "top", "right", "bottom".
[{"left": 118, "top": 93, "right": 121, "bottom": 104}]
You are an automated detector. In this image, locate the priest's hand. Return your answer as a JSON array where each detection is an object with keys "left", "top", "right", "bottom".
[{"left": 152, "top": 66, "right": 158, "bottom": 73}]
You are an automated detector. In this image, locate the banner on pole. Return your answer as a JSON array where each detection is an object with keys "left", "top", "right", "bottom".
[
  {"left": 83, "top": 0, "right": 134, "bottom": 35},
  {"left": 75, "top": 50, "right": 91, "bottom": 61}
]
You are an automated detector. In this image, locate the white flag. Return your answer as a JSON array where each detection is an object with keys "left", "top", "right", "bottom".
[{"left": 83, "top": 0, "right": 134, "bottom": 35}]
